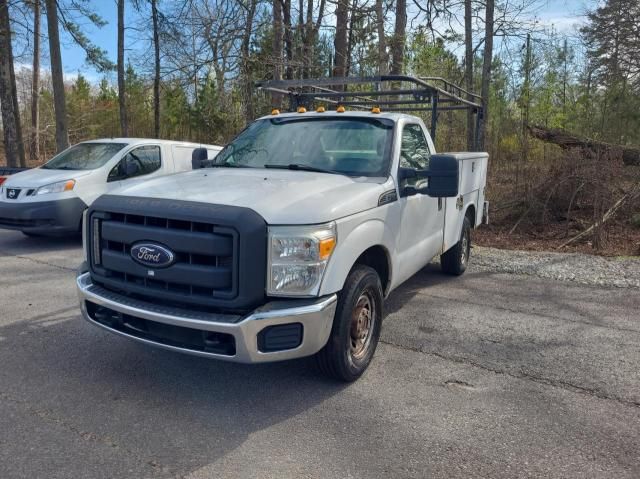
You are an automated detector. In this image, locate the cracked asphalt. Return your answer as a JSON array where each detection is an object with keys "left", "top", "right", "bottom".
[{"left": 0, "top": 228, "right": 639, "bottom": 478}]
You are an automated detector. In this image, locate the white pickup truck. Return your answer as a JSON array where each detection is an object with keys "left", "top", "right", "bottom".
[{"left": 76, "top": 79, "right": 488, "bottom": 381}]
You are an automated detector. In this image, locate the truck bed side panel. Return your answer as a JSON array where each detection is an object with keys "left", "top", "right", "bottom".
[{"left": 442, "top": 153, "right": 488, "bottom": 252}]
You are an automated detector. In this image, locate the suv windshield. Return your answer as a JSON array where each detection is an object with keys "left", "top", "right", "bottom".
[
  {"left": 41, "top": 143, "right": 127, "bottom": 170},
  {"left": 214, "top": 117, "right": 394, "bottom": 177}
]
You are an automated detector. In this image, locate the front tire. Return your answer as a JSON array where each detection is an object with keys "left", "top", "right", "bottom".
[
  {"left": 315, "top": 265, "right": 383, "bottom": 382},
  {"left": 441, "top": 216, "right": 471, "bottom": 275}
]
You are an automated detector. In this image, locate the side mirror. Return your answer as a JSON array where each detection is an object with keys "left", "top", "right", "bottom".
[
  {"left": 191, "top": 147, "right": 209, "bottom": 169},
  {"left": 418, "top": 154, "right": 459, "bottom": 198},
  {"left": 398, "top": 167, "right": 418, "bottom": 197},
  {"left": 125, "top": 159, "right": 140, "bottom": 177}
]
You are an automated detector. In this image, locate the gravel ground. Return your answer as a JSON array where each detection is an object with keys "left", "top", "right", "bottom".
[{"left": 471, "top": 245, "right": 640, "bottom": 288}]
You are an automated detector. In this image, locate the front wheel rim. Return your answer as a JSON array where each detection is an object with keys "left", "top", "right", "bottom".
[{"left": 350, "top": 290, "right": 375, "bottom": 360}]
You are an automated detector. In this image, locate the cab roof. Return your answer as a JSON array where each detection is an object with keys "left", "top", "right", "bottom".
[
  {"left": 256, "top": 110, "right": 418, "bottom": 122},
  {"left": 80, "top": 138, "right": 221, "bottom": 148}
]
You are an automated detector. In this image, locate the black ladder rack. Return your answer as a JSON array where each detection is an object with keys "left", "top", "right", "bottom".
[{"left": 256, "top": 75, "right": 483, "bottom": 150}]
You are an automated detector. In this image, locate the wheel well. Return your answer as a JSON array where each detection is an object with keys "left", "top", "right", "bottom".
[
  {"left": 354, "top": 246, "right": 391, "bottom": 295},
  {"left": 465, "top": 204, "right": 476, "bottom": 227}
]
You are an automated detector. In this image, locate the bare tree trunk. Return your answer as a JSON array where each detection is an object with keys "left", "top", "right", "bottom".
[
  {"left": 375, "top": 0, "right": 387, "bottom": 75},
  {"left": 295, "top": 0, "right": 303, "bottom": 78},
  {"left": 283, "top": 0, "right": 293, "bottom": 79},
  {"left": 390, "top": 0, "right": 406, "bottom": 75},
  {"left": 30, "top": 0, "right": 40, "bottom": 163},
  {"left": 303, "top": 0, "right": 313, "bottom": 78},
  {"left": 345, "top": 0, "right": 357, "bottom": 77},
  {"left": 464, "top": 0, "right": 474, "bottom": 150},
  {"left": 333, "top": 0, "right": 348, "bottom": 81},
  {"left": 272, "top": 0, "right": 284, "bottom": 107},
  {"left": 0, "top": 0, "right": 21, "bottom": 166},
  {"left": 45, "top": 0, "right": 68, "bottom": 152},
  {"left": 240, "top": 0, "right": 256, "bottom": 124},
  {"left": 151, "top": 0, "right": 160, "bottom": 139},
  {"left": 117, "top": 0, "right": 128, "bottom": 137},
  {"left": 478, "top": 0, "right": 494, "bottom": 151}
]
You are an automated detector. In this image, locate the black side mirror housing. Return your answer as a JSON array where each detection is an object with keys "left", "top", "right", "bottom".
[
  {"left": 418, "top": 154, "right": 459, "bottom": 198},
  {"left": 191, "top": 147, "right": 210, "bottom": 169},
  {"left": 124, "top": 160, "right": 140, "bottom": 177},
  {"left": 398, "top": 156, "right": 459, "bottom": 198}
]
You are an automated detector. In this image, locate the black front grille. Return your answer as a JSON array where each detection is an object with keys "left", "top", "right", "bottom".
[
  {"left": 88, "top": 195, "right": 268, "bottom": 312},
  {"left": 86, "top": 301, "right": 237, "bottom": 356}
]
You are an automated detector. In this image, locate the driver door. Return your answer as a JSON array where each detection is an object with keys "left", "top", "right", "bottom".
[
  {"left": 395, "top": 123, "right": 445, "bottom": 282},
  {"left": 107, "top": 145, "right": 163, "bottom": 191}
]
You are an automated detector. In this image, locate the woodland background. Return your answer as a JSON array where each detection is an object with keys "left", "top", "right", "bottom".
[{"left": 0, "top": 0, "right": 639, "bottom": 253}]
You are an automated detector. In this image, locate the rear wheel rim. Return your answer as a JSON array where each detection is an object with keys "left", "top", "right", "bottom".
[
  {"left": 460, "top": 229, "right": 469, "bottom": 266},
  {"left": 350, "top": 290, "right": 375, "bottom": 360}
]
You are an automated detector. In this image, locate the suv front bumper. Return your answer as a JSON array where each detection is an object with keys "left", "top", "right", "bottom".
[
  {"left": 77, "top": 272, "right": 337, "bottom": 363},
  {"left": 0, "top": 197, "right": 86, "bottom": 233}
]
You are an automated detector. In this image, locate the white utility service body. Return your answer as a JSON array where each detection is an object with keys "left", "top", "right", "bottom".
[
  {"left": 0, "top": 139, "right": 221, "bottom": 235},
  {"left": 76, "top": 110, "right": 488, "bottom": 381}
]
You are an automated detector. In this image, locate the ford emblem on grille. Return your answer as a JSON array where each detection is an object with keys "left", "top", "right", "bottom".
[{"left": 130, "top": 243, "right": 175, "bottom": 268}]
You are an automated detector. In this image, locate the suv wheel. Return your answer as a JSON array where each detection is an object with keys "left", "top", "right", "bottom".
[{"left": 315, "top": 265, "right": 383, "bottom": 382}]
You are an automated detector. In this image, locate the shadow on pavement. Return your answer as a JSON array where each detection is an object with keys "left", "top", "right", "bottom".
[
  {"left": 0, "top": 230, "right": 82, "bottom": 256},
  {"left": 385, "top": 263, "right": 463, "bottom": 316},
  {"left": 0, "top": 312, "right": 348, "bottom": 477}
]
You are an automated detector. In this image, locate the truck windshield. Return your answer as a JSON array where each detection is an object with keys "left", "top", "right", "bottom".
[
  {"left": 41, "top": 143, "right": 127, "bottom": 170},
  {"left": 214, "top": 117, "right": 394, "bottom": 177}
]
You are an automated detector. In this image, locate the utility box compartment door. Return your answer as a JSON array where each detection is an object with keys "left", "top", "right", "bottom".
[{"left": 441, "top": 152, "right": 489, "bottom": 253}]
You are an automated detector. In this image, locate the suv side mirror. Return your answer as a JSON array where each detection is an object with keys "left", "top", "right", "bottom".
[
  {"left": 191, "top": 147, "right": 210, "bottom": 169},
  {"left": 125, "top": 159, "right": 141, "bottom": 177}
]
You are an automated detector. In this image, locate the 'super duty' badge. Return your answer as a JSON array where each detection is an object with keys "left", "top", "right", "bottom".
[{"left": 130, "top": 242, "right": 175, "bottom": 268}]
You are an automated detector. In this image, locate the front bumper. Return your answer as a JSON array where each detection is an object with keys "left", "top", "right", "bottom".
[
  {"left": 0, "top": 197, "right": 87, "bottom": 233},
  {"left": 77, "top": 272, "right": 337, "bottom": 363}
]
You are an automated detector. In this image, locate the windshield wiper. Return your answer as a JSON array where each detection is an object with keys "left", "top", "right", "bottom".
[
  {"left": 41, "top": 166, "right": 78, "bottom": 170},
  {"left": 264, "top": 163, "right": 345, "bottom": 176},
  {"left": 209, "top": 163, "right": 254, "bottom": 168}
]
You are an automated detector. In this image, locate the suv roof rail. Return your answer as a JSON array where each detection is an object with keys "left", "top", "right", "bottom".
[{"left": 256, "top": 75, "right": 484, "bottom": 149}]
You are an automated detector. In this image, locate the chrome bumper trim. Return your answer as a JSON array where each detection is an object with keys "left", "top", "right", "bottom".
[{"left": 77, "top": 272, "right": 337, "bottom": 363}]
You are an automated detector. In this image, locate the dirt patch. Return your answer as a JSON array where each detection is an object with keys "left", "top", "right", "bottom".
[{"left": 475, "top": 222, "right": 640, "bottom": 257}]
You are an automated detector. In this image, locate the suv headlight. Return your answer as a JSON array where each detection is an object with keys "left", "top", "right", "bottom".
[
  {"left": 267, "top": 222, "right": 337, "bottom": 296},
  {"left": 35, "top": 179, "right": 75, "bottom": 195}
]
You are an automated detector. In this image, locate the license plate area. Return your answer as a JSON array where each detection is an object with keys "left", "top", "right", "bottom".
[{"left": 6, "top": 188, "right": 21, "bottom": 200}]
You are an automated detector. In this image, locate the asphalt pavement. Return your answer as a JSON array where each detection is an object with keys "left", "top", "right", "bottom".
[{"left": 0, "top": 229, "right": 639, "bottom": 478}]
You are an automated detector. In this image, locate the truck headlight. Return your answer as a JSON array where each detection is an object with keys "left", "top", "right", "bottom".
[
  {"left": 267, "top": 222, "right": 337, "bottom": 296},
  {"left": 35, "top": 179, "right": 75, "bottom": 195}
]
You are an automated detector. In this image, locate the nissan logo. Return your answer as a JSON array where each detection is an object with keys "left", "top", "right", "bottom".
[{"left": 130, "top": 243, "right": 176, "bottom": 268}]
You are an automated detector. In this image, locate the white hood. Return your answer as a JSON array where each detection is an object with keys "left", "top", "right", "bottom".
[
  {"left": 110, "top": 168, "right": 390, "bottom": 224},
  {"left": 3, "top": 167, "right": 93, "bottom": 188}
]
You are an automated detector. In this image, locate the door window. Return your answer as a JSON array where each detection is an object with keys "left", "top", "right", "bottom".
[
  {"left": 108, "top": 145, "right": 161, "bottom": 181},
  {"left": 399, "top": 124, "right": 431, "bottom": 188},
  {"left": 400, "top": 124, "right": 431, "bottom": 170}
]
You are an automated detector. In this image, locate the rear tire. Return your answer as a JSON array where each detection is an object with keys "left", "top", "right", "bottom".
[
  {"left": 315, "top": 265, "right": 383, "bottom": 382},
  {"left": 441, "top": 216, "right": 471, "bottom": 275}
]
